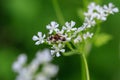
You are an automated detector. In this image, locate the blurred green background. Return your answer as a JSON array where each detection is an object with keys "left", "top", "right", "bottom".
[{"left": 0, "top": 0, "right": 120, "bottom": 80}]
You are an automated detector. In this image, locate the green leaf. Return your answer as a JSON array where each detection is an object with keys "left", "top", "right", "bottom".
[{"left": 93, "top": 33, "right": 112, "bottom": 47}]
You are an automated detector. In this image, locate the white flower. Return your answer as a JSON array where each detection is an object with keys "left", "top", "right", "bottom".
[
  {"left": 84, "top": 17, "right": 96, "bottom": 28},
  {"left": 96, "top": 6, "right": 107, "bottom": 21},
  {"left": 103, "top": 3, "right": 119, "bottom": 14},
  {"left": 72, "top": 26, "right": 84, "bottom": 38},
  {"left": 88, "top": 2, "right": 96, "bottom": 11},
  {"left": 83, "top": 32, "right": 93, "bottom": 40},
  {"left": 12, "top": 54, "right": 27, "bottom": 73},
  {"left": 84, "top": 2, "right": 98, "bottom": 19},
  {"left": 84, "top": 11, "right": 98, "bottom": 19},
  {"left": 13, "top": 49, "right": 59, "bottom": 80},
  {"left": 42, "top": 64, "right": 59, "bottom": 77},
  {"left": 63, "top": 21, "right": 77, "bottom": 32},
  {"left": 32, "top": 32, "right": 46, "bottom": 45},
  {"left": 78, "top": 26, "right": 85, "bottom": 32},
  {"left": 17, "top": 68, "right": 33, "bottom": 80},
  {"left": 74, "top": 25, "right": 86, "bottom": 35},
  {"left": 46, "top": 21, "right": 59, "bottom": 34},
  {"left": 28, "top": 60, "right": 40, "bottom": 74},
  {"left": 51, "top": 44, "right": 65, "bottom": 57},
  {"left": 74, "top": 35, "right": 82, "bottom": 43},
  {"left": 36, "top": 49, "right": 52, "bottom": 63},
  {"left": 35, "top": 73, "right": 49, "bottom": 80}
]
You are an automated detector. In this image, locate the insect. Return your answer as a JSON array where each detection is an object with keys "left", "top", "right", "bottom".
[{"left": 48, "top": 33, "right": 66, "bottom": 42}]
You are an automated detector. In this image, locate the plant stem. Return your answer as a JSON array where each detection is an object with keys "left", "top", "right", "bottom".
[
  {"left": 81, "top": 54, "right": 90, "bottom": 80},
  {"left": 66, "top": 42, "right": 74, "bottom": 51},
  {"left": 52, "top": 0, "right": 65, "bottom": 25}
]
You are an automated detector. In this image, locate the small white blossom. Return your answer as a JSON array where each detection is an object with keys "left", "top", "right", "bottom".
[
  {"left": 51, "top": 44, "right": 65, "bottom": 57},
  {"left": 96, "top": 6, "right": 107, "bottom": 21},
  {"left": 103, "top": 3, "right": 119, "bottom": 14},
  {"left": 84, "top": 2, "right": 99, "bottom": 19},
  {"left": 63, "top": 21, "right": 77, "bottom": 32},
  {"left": 32, "top": 32, "right": 46, "bottom": 45},
  {"left": 83, "top": 32, "right": 94, "bottom": 40},
  {"left": 75, "top": 24, "right": 87, "bottom": 34},
  {"left": 28, "top": 59, "right": 40, "bottom": 73},
  {"left": 88, "top": 2, "right": 96, "bottom": 11},
  {"left": 74, "top": 35, "right": 82, "bottom": 43},
  {"left": 46, "top": 21, "right": 59, "bottom": 34},
  {"left": 84, "top": 11, "right": 98, "bottom": 19},
  {"left": 42, "top": 64, "right": 59, "bottom": 77},
  {"left": 12, "top": 54, "right": 27, "bottom": 73},
  {"left": 36, "top": 49, "right": 52, "bottom": 63},
  {"left": 84, "top": 17, "right": 96, "bottom": 28},
  {"left": 35, "top": 73, "right": 49, "bottom": 80}
]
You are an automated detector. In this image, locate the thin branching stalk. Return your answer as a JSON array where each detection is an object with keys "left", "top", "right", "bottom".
[{"left": 81, "top": 54, "right": 90, "bottom": 80}]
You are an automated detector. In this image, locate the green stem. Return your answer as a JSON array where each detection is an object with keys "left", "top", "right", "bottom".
[
  {"left": 52, "top": 0, "right": 65, "bottom": 25},
  {"left": 66, "top": 42, "right": 74, "bottom": 51},
  {"left": 81, "top": 54, "right": 90, "bottom": 80}
]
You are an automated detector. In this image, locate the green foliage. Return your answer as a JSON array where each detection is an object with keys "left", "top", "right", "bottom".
[
  {"left": 93, "top": 33, "right": 112, "bottom": 47},
  {"left": 0, "top": 47, "right": 18, "bottom": 80}
]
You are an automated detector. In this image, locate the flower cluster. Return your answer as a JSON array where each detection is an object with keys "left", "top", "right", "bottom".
[
  {"left": 12, "top": 49, "right": 59, "bottom": 80},
  {"left": 32, "top": 2, "right": 119, "bottom": 57}
]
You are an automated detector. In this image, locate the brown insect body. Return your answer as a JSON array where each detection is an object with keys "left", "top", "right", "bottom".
[{"left": 49, "top": 33, "right": 66, "bottom": 42}]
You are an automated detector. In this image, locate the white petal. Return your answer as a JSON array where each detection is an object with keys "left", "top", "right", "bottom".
[
  {"left": 38, "top": 32, "right": 42, "bottom": 37},
  {"left": 32, "top": 35, "right": 38, "bottom": 41},
  {"left": 35, "top": 41, "right": 41, "bottom": 45},
  {"left": 101, "top": 17, "right": 107, "bottom": 21},
  {"left": 12, "top": 62, "right": 22, "bottom": 72},
  {"left": 66, "top": 37, "right": 71, "bottom": 41},
  {"left": 18, "top": 54, "right": 27, "bottom": 64},
  {"left": 65, "top": 22, "right": 69, "bottom": 27},
  {"left": 51, "top": 21, "right": 56, "bottom": 26},
  {"left": 58, "top": 43, "right": 62, "bottom": 48},
  {"left": 46, "top": 25, "right": 51, "bottom": 29},
  {"left": 51, "top": 50, "right": 55, "bottom": 55},
  {"left": 42, "top": 64, "right": 58, "bottom": 77},
  {"left": 113, "top": 8, "right": 119, "bottom": 12},
  {"left": 51, "top": 21, "right": 59, "bottom": 28},
  {"left": 49, "top": 30, "right": 53, "bottom": 34},
  {"left": 62, "top": 26, "right": 66, "bottom": 30},
  {"left": 60, "top": 49, "right": 65, "bottom": 53},
  {"left": 71, "top": 28, "right": 77, "bottom": 31},
  {"left": 71, "top": 21, "right": 76, "bottom": 27},
  {"left": 43, "top": 34, "right": 46, "bottom": 38},
  {"left": 56, "top": 52, "right": 60, "bottom": 57},
  {"left": 109, "top": 3, "right": 113, "bottom": 8},
  {"left": 54, "top": 28, "right": 59, "bottom": 32},
  {"left": 103, "top": 5, "right": 108, "bottom": 10},
  {"left": 41, "top": 40, "right": 44, "bottom": 43}
]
